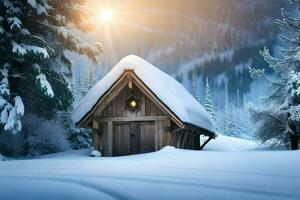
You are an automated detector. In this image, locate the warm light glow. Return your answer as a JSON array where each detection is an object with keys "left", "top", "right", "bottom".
[
  {"left": 101, "top": 10, "right": 114, "bottom": 23},
  {"left": 130, "top": 100, "right": 137, "bottom": 108}
]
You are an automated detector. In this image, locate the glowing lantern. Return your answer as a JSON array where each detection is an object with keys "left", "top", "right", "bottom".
[{"left": 127, "top": 96, "right": 139, "bottom": 111}]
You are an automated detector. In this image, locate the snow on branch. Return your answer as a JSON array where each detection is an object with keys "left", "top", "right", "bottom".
[
  {"left": 259, "top": 47, "right": 283, "bottom": 74},
  {"left": 249, "top": 67, "right": 265, "bottom": 79},
  {"left": 0, "top": 64, "right": 24, "bottom": 134},
  {"left": 11, "top": 42, "right": 49, "bottom": 58},
  {"left": 27, "top": 0, "right": 49, "bottom": 15},
  {"left": 14, "top": 96, "right": 24, "bottom": 116},
  {"left": 36, "top": 3, "right": 47, "bottom": 15},
  {"left": 7, "top": 17, "right": 22, "bottom": 30},
  {"left": 3, "top": 96, "right": 24, "bottom": 134},
  {"left": 27, "top": 0, "right": 37, "bottom": 8},
  {"left": 288, "top": 71, "right": 300, "bottom": 97},
  {"left": 4, "top": 106, "right": 20, "bottom": 134},
  {"left": 11, "top": 41, "right": 27, "bottom": 56},
  {"left": 25, "top": 45, "right": 49, "bottom": 58},
  {"left": 0, "top": 64, "right": 10, "bottom": 97},
  {"left": 36, "top": 73, "right": 54, "bottom": 98}
]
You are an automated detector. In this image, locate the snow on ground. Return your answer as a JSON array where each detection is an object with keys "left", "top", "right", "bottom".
[
  {"left": 204, "top": 134, "right": 259, "bottom": 151},
  {"left": 1, "top": 136, "right": 300, "bottom": 200}
]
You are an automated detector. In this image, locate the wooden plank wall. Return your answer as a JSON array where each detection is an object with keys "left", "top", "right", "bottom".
[
  {"left": 93, "top": 83, "right": 176, "bottom": 156},
  {"left": 156, "top": 119, "right": 172, "bottom": 150},
  {"left": 100, "top": 122, "right": 108, "bottom": 156},
  {"left": 95, "top": 84, "right": 165, "bottom": 118}
]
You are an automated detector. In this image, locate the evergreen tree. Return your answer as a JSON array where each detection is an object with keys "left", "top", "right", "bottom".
[
  {"left": 60, "top": 110, "right": 92, "bottom": 150},
  {"left": 63, "top": 68, "right": 95, "bottom": 150},
  {"left": 234, "top": 89, "right": 244, "bottom": 136},
  {"left": 0, "top": 0, "right": 102, "bottom": 134},
  {"left": 223, "top": 84, "right": 237, "bottom": 136},
  {"left": 248, "top": 0, "right": 300, "bottom": 149},
  {"left": 223, "top": 83, "right": 229, "bottom": 134},
  {"left": 81, "top": 64, "right": 95, "bottom": 96},
  {"left": 191, "top": 70, "right": 200, "bottom": 102},
  {"left": 204, "top": 77, "right": 216, "bottom": 123}
]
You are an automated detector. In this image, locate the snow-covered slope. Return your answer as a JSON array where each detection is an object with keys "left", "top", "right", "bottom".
[
  {"left": 72, "top": 55, "right": 214, "bottom": 133},
  {"left": 1, "top": 145, "right": 300, "bottom": 200},
  {"left": 204, "top": 134, "right": 258, "bottom": 151}
]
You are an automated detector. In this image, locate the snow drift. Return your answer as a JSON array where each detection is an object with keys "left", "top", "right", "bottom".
[{"left": 1, "top": 137, "right": 300, "bottom": 200}]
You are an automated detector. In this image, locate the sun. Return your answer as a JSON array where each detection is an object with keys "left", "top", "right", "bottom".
[{"left": 101, "top": 9, "right": 114, "bottom": 23}]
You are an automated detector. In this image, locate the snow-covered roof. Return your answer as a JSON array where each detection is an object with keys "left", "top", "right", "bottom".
[{"left": 72, "top": 55, "right": 215, "bottom": 133}]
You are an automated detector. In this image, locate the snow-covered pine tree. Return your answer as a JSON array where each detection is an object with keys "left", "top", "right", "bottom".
[
  {"left": 0, "top": 0, "right": 103, "bottom": 134},
  {"left": 223, "top": 83, "right": 237, "bottom": 136},
  {"left": 0, "top": 63, "right": 24, "bottom": 134},
  {"left": 223, "top": 83, "right": 230, "bottom": 134},
  {"left": 248, "top": 0, "right": 300, "bottom": 149},
  {"left": 204, "top": 77, "right": 216, "bottom": 124},
  {"left": 234, "top": 89, "right": 244, "bottom": 137},
  {"left": 60, "top": 109, "right": 92, "bottom": 150},
  {"left": 191, "top": 70, "right": 200, "bottom": 102},
  {"left": 81, "top": 65, "right": 96, "bottom": 97},
  {"left": 63, "top": 66, "right": 96, "bottom": 150}
]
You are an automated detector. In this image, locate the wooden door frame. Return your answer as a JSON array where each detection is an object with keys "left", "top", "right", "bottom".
[{"left": 110, "top": 119, "right": 158, "bottom": 156}]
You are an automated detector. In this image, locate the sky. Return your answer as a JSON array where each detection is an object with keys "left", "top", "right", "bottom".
[{"left": 77, "top": 0, "right": 234, "bottom": 70}]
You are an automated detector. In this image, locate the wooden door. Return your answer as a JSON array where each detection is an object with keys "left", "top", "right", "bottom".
[
  {"left": 138, "top": 122, "right": 155, "bottom": 153},
  {"left": 113, "top": 121, "right": 156, "bottom": 156},
  {"left": 113, "top": 123, "right": 131, "bottom": 156}
]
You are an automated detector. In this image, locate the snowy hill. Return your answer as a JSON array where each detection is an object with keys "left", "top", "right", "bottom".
[
  {"left": 1, "top": 136, "right": 299, "bottom": 200},
  {"left": 204, "top": 134, "right": 258, "bottom": 151}
]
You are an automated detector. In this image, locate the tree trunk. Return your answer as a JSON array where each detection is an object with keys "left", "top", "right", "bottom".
[{"left": 290, "top": 134, "right": 299, "bottom": 150}]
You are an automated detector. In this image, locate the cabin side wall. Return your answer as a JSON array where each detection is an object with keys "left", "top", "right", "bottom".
[{"left": 92, "top": 82, "right": 173, "bottom": 156}]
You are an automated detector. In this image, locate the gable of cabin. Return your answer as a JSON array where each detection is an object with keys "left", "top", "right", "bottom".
[{"left": 95, "top": 81, "right": 166, "bottom": 119}]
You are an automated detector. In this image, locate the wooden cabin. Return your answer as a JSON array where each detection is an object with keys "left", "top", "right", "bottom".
[{"left": 73, "top": 55, "right": 215, "bottom": 156}]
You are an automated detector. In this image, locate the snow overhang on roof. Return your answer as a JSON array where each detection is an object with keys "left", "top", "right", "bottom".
[{"left": 72, "top": 55, "right": 215, "bottom": 133}]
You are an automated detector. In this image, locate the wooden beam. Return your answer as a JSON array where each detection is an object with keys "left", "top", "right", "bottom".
[
  {"left": 176, "top": 130, "right": 184, "bottom": 148},
  {"left": 171, "top": 129, "right": 179, "bottom": 146},
  {"left": 107, "top": 120, "right": 113, "bottom": 156},
  {"left": 155, "top": 120, "right": 159, "bottom": 150},
  {"left": 199, "top": 136, "right": 213, "bottom": 150},
  {"left": 128, "top": 80, "right": 133, "bottom": 89},
  {"left": 96, "top": 116, "right": 169, "bottom": 122},
  {"left": 184, "top": 123, "right": 216, "bottom": 138},
  {"left": 187, "top": 134, "right": 192, "bottom": 149},
  {"left": 93, "top": 129, "right": 99, "bottom": 150},
  {"left": 195, "top": 135, "right": 200, "bottom": 150},
  {"left": 180, "top": 131, "right": 189, "bottom": 149},
  {"left": 93, "top": 119, "right": 99, "bottom": 130}
]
